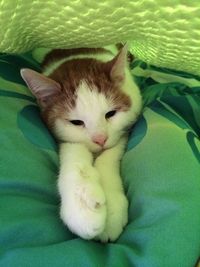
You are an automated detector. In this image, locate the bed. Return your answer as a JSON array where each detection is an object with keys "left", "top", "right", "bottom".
[{"left": 0, "top": 1, "right": 199, "bottom": 266}]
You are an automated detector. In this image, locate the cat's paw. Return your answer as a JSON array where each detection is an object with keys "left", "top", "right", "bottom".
[
  {"left": 60, "top": 165, "right": 107, "bottom": 239},
  {"left": 75, "top": 177, "right": 105, "bottom": 211},
  {"left": 97, "top": 193, "right": 128, "bottom": 242}
]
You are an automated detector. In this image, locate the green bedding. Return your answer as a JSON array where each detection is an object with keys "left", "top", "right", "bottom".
[{"left": 0, "top": 53, "right": 200, "bottom": 267}]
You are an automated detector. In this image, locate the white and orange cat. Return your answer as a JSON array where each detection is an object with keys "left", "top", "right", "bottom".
[{"left": 21, "top": 45, "right": 142, "bottom": 242}]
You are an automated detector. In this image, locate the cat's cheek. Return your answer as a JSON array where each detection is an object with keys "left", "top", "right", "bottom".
[
  {"left": 112, "top": 111, "right": 136, "bottom": 130},
  {"left": 53, "top": 119, "right": 85, "bottom": 143},
  {"left": 52, "top": 119, "right": 69, "bottom": 141},
  {"left": 53, "top": 123, "right": 100, "bottom": 152},
  {"left": 104, "top": 131, "right": 121, "bottom": 149}
]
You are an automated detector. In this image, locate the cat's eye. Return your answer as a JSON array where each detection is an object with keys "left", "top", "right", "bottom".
[
  {"left": 105, "top": 110, "right": 117, "bottom": 119},
  {"left": 69, "top": 120, "right": 84, "bottom": 126}
]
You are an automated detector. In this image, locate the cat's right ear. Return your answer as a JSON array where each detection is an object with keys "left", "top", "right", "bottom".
[
  {"left": 20, "top": 68, "right": 61, "bottom": 108},
  {"left": 105, "top": 44, "right": 128, "bottom": 85}
]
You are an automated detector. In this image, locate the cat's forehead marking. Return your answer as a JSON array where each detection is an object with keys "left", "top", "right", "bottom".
[{"left": 69, "top": 79, "right": 112, "bottom": 119}]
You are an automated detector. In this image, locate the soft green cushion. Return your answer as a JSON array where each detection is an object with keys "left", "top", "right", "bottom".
[
  {"left": 0, "top": 54, "right": 200, "bottom": 267},
  {"left": 0, "top": 1, "right": 200, "bottom": 76}
]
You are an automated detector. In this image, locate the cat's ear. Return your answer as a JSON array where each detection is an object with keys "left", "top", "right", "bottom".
[
  {"left": 20, "top": 68, "right": 61, "bottom": 108},
  {"left": 107, "top": 44, "right": 128, "bottom": 83}
]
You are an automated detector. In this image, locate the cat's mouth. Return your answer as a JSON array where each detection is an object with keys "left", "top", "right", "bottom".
[
  {"left": 92, "top": 143, "right": 115, "bottom": 153},
  {"left": 90, "top": 144, "right": 106, "bottom": 154}
]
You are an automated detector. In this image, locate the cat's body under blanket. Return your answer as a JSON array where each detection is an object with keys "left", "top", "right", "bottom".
[{"left": 20, "top": 45, "right": 142, "bottom": 242}]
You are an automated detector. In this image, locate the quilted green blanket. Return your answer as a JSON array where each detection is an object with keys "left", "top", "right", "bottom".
[
  {"left": 0, "top": 51, "right": 199, "bottom": 267},
  {"left": 0, "top": 0, "right": 200, "bottom": 76},
  {"left": 0, "top": 0, "right": 200, "bottom": 265}
]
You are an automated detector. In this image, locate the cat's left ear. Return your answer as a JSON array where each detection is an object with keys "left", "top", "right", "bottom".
[{"left": 107, "top": 44, "right": 128, "bottom": 83}]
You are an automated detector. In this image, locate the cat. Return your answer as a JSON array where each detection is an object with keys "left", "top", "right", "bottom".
[{"left": 20, "top": 44, "right": 142, "bottom": 242}]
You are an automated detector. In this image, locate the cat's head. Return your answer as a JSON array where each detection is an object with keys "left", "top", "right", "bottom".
[{"left": 21, "top": 46, "right": 141, "bottom": 153}]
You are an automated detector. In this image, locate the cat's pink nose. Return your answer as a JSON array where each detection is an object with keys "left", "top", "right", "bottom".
[{"left": 92, "top": 134, "right": 107, "bottom": 147}]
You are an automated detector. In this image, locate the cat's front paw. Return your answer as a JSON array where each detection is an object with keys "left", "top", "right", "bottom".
[
  {"left": 60, "top": 165, "right": 107, "bottom": 240},
  {"left": 97, "top": 193, "right": 128, "bottom": 242}
]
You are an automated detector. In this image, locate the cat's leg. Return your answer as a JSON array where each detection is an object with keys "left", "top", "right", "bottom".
[
  {"left": 58, "top": 143, "right": 106, "bottom": 239},
  {"left": 94, "top": 137, "right": 129, "bottom": 242}
]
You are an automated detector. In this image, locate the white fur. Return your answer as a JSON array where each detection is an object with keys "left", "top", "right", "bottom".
[
  {"left": 54, "top": 72, "right": 142, "bottom": 154},
  {"left": 30, "top": 46, "right": 142, "bottom": 241},
  {"left": 58, "top": 143, "right": 107, "bottom": 239},
  {"left": 58, "top": 137, "right": 129, "bottom": 241},
  {"left": 21, "top": 45, "right": 142, "bottom": 241},
  {"left": 94, "top": 137, "right": 129, "bottom": 241},
  {"left": 54, "top": 79, "right": 122, "bottom": 152},
  {"left": 56, "top": 62, "right": 142, "bottom": 241}
]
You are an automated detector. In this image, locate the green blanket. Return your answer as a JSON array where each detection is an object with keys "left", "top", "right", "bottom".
[
  {"left": 0, "top": 52, "right": 199, "bottom": 267},
  {"left": 0, "top": 1, "right": 200, "bottom": 76}
]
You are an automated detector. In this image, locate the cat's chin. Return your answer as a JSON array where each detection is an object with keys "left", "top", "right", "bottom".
[
  {"left": 89, "top": 146, "right": 103, "bottom": 154},
  {"left": 87, "top": 144, "right": 105, "bottom": 154},
  {"left": 88, "top": 143, "right": 116, "bottom": 154}
]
